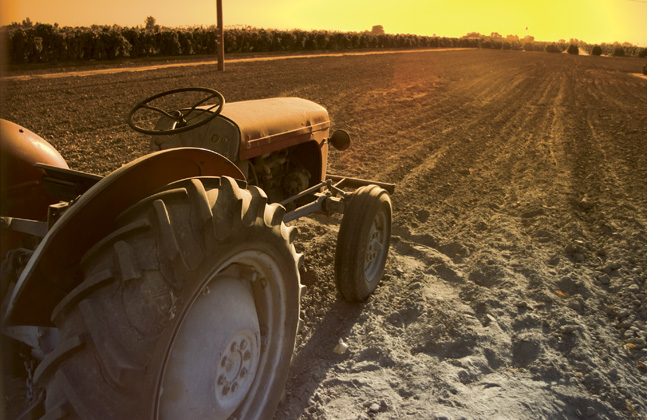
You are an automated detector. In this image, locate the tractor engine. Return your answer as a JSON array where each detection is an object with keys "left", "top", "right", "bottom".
[{"left": 250, "top": 150, "right": 311, "bottom": 204}]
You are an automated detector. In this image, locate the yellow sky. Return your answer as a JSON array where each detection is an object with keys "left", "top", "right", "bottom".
[{"left": 1, "top": 0, "right": 646, "bottom": 46}]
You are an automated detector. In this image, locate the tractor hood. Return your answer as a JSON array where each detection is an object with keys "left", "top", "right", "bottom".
[
  {"left": 152, "top": 97, "right": 330, "bottom": 162},
  {"left": 219, "top": 97, "right": 330, "bottom": 160}
]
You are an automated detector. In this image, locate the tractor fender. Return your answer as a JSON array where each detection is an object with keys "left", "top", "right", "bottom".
[
  {"left": 0, "top": 119, "right": 69, "bottom": 258},
  {"left": 4, "top": 148, "right": 244, "bottom": 327}
]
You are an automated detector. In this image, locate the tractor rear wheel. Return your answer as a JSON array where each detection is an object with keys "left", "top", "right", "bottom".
[
  {"left": 34, "top": 177, "right": 302, "bottom": 419},
  {"left": 335, "top": 185, "right": 392, "bottom": 302}
]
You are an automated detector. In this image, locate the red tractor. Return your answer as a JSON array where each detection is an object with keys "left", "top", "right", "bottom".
[{"left": 1, "top": 88, "right": 393, "bottom": 419}]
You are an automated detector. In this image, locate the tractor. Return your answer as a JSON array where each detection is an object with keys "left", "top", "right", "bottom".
[{"left": 0, "top": 88, "right": 393, "bottom": 419}]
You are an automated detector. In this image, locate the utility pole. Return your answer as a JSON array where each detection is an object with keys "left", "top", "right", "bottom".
[{"left": 217, "top": 0, "right": 224, "bottom": 71}]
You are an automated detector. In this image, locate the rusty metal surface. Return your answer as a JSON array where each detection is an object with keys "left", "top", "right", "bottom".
[
  {"left": 4, "top": 148, "right": 245, "bottom": 326},
  {"left": 218, "top": 98, "right": 330, "bottom": 160}
]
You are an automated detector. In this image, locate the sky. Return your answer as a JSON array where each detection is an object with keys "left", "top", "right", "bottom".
[{"left": 1, "top": 0, "right": 646, "bottom": 47}]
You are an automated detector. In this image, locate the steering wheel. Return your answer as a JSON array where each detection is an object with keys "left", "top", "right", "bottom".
[{"left": 127, "top": 87, "right": 225, "bottom": 135}]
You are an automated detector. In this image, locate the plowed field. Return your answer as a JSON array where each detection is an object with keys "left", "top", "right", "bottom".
[{"left": 2, "top": 49, "right": 647, "bottom": 419}]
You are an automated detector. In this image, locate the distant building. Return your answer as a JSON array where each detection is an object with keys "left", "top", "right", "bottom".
[{"left": 371, "top": 25, "right": 385, "bottom": 35}]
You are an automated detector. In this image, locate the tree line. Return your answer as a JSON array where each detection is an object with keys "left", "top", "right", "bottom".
[
  {"left": 3, "top": 20, "right": 645, "bottom": 65},
  {"left": 463, "top": 32, "right": 646, "bottom": 57}
]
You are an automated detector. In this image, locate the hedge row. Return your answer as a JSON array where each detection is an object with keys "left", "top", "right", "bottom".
[
  {"left": 583, "top": 43, "right": 647, "bottom": 58},
  {"left": 4, "top": 24, "right": 482, "bottom": 64},
  {"left": 3, "top": 23, "right": 646, "bottom": 65}
]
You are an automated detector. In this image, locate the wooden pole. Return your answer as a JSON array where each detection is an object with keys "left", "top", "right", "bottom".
[{"left": 217, "top": 0, "right": 224, "bottom": 71}]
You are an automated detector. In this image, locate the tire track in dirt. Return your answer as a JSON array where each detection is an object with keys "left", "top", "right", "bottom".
[
  {"left": 331, "top": 54, "right": 543, "bottom": 205},
  {"left": 557, "top": 66, "right": 647, "bottom": 261},
  {"left": 388, "top": 58, "right": 557, "bottom": 231}
]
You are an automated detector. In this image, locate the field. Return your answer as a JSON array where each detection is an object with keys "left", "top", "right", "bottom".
[{"left": 2, "top": 49, "right": 647, "bottom": 419}]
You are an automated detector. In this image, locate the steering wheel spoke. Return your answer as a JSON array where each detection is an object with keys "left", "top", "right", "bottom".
[{"left": 183, "top": 92, "right": 223, "bottom": 119}]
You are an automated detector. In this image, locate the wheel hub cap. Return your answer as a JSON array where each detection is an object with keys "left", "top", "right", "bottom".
[{"left": 364, "top": 211, "right": 387, "bottom": 280}]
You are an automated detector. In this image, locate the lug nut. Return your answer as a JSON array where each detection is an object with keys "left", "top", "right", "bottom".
[
  {"left": 230, "top": 342, "right": 237, "bottom": 352},
  {"left": 217, "top": 375, "right": 226, "bottom": 385},
  {"left": 240, "top": 368, "right": 247, "bottom": 378},
  {"left": 240, "top": 340, "right": 247, "bottom": 350},
  {"left": 232, "top": 382, "right": 239, "bottom": 393},
  {"left": 243, "top": 351, "right": 251, "bottom": 361},
  {"left": 221, "top": 356, "right": 228, "bottom": 367},
  {"left": 222, "top": 385, "right": 230, "bottom": 396}
]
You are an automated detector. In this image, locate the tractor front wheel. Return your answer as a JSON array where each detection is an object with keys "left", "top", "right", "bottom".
[
  {"left": 35, "top": 177, "right": 302, "bottom": 419},
  {"left": 335, "top": 185, "right": 392, "bottom": 302}
]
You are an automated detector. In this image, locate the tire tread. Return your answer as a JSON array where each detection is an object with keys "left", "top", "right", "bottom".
[{"left": 40, "top": 177, "right": 302, "bottom": 420}]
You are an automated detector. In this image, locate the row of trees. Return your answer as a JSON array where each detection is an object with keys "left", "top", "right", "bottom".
[
  {"left": 545, "top": 42, "right": 646, "bottom": 57},
  {"left": 4, "top": 21, "right": 482, "bottom": 64},
  {"left": 462, "top": 32, "right": 647, "bottom": 58},
  {"left": 4, "top": 19, "right": 646, "bottom": 65}
]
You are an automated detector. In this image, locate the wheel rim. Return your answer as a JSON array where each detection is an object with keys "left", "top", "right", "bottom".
[
  {"left": 364, "top": 207, "right": 388, "bottom": 282},
  {"left": 157, "top": 250, "right": 290, "bottom": 419}
]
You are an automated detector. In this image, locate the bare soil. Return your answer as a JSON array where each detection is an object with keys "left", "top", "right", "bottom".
[{"left": 2, "top": 49, "right": 647, "bottom": 419}]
